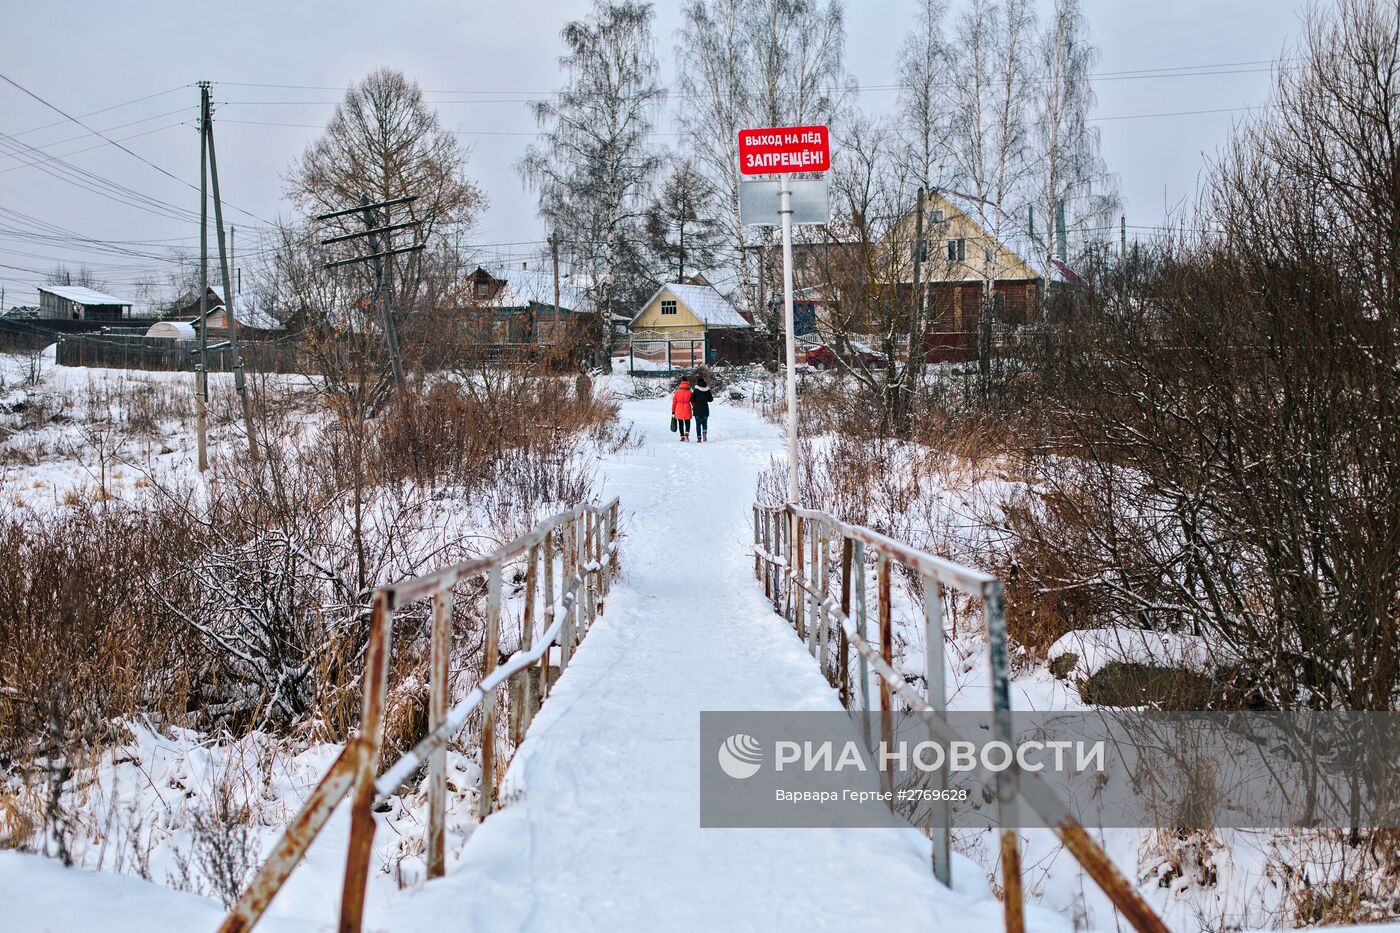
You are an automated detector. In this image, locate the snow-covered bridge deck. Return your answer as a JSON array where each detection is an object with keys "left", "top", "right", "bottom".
[{"left": 381, "top": 400, "right": 1018, "bottom": 932}]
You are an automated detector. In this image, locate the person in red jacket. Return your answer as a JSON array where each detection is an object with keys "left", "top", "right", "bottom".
[{"left": 672, "top": 379, "right": 694, "bottom": 442}]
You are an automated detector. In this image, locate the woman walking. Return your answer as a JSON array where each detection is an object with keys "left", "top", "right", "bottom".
[
  {"left": 691, "top": 376, "right": 713, "bottom": 442},
  {"left": 671, "top": 379, "right": 693, "bottom": 442}
]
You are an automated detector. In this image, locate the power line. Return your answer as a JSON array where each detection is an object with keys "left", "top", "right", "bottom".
[
  {"left": 7, "top": 83, "right": 190, "bottom": 139},
  {"left": 0, "top": 72, "right": 272, "bottom": 225}
]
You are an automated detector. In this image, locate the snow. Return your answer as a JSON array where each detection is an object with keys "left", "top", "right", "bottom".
[
  {"left": 375, "top": 396, "right": 1043, "bottom": 931},
  {"left": 634, "top": 282, "right": 752, "bottom": 328},
  {"left": 3, "top": 365, "right": 1389, "bottom": 932},
  {"left": 36, "top": 284, "right": 134, "bottom": 306},
  {"left": 1046, "top": 627, "right": 1226, "bottom": 680}
]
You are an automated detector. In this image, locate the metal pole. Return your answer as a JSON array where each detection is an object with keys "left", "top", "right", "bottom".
[
  {"left": 196, "top": 82, "right": 209, "bottom": 473},
  {"left": 779, "top": 173, "right": 799, "bottom": 505},
  {"left": 923, "top": 575, "right": 951, "bottom": 885},
  {"left": 427, "top": 588, "right": 452, "bottom": 879},
  {"left": 985, "top": 579, "right": 1025, "bottom": 933},
  {"left": 479, "top": 564, "right": 502, "bottom": 819}
]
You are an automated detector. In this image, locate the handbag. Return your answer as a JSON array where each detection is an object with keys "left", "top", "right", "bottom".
[{"left": 670, "top": 415, "right": 678, "bottom": 432}]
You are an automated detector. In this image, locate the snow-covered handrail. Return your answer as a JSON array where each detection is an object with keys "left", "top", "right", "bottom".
[
  {"left": 218, "top": 498, "right": 622, "bottom": 933},
  {"left": 753, "top": 502, "right": 1168, "bottom": 933}
]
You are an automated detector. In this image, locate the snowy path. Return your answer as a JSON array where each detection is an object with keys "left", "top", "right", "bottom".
[{"left": 383, "top": 396, "right": 1024, "bottom": 933}]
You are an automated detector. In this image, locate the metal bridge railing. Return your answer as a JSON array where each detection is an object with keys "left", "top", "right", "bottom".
[
  {"left": 753, "top": 502, "right": 1168, "bottom": 933},
  {"left": 218, "top": 498, "right": 621, "bottom": 933}
]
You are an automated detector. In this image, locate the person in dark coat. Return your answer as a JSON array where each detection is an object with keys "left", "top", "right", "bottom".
[{"left": 690, "top": 377, "right": 714, "bottom": 442}]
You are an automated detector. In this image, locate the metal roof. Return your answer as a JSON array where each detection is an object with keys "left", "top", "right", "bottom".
[
  {"left": 39, "top": 284, "right": 132, "bottom": 305},
  {"left": 633, "top": 283, "right": 751, "bottom": 329}
]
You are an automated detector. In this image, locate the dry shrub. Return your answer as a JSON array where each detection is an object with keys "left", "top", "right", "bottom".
[
  {"left": 0, "top": 498, "right": 203, "bottom": 760},
  {"left": 378, "top": 375, "right": 617, "bottom": 490}
]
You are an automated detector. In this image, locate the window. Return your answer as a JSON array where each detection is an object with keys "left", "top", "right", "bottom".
[
  {"left": 946, "top": 238, "right": 966, "bottom": 262},
  {"left": 917, "top": 242, "right": 929, "bottom": 263},
  {"left": 984, "top": 245, "right": 995, "bottom": 264},
  {"left": 660, "top": 299, "right": 678, "bottom": 316},
  {"left": 930, "top": 209, "right": 945, "bottom": 224}
]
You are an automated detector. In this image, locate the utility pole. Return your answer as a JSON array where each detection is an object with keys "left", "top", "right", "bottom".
[
  {"left": 195, "top": 81, "right": 210, "bottom": 474},
  {"left": 317, "top": 195, "right": 422, "bottom": 395},
  {"left": 204, "top": 91, "right": 260, "bottom": 462},
  {"left": 1120, "top": 215, "right": 1127, "bottom": 258},
  {"left": 360, "top": 195, "right": 406, "bottom": 389}
]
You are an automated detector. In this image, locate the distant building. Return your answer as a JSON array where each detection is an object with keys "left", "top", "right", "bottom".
[
  {"left": 906, "top": 189, "right": 1085, "bottom": 340},
  {"left": 628, "top": 282, "right": 754, "bottom": 370},
  {"left": 37, "top": 285, "right": 133, "bottom": 321},
  {"left": 166, "top": 285, "right": 284, "bottom": 337},
  {"left": 467, "top": 265, "right": 594, "bottom": 348}
]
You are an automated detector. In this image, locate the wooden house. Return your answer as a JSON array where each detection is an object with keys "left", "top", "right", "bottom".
[
  {"left": 467, "top": 265, "right": 595, "bottom": 351},
  {"left": 627, "top": 282, "right": 753, "bottom": 370},
  {"left": 895, "top": 190, "right": 1085, "bottom": 357},
  {"left": 37, "top": 285, "right": 133, "bottom": 321}
]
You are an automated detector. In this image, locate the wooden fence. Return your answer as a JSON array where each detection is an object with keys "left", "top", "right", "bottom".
[{"left": 56, "top": 334, "right": 304, "bottom": 374}]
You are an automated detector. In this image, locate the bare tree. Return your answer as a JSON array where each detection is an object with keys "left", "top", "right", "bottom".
[
  {"left": 1031, "top": 0, "right": 1118, "bottom": 282},
  {"left": 286, "top": 68, "right": 484, "bottom": 244},
  {"left": 1006, "top": 0, "right": 1400, "bottom": 713},
  {"left": 44, "top": 265, "right": 106, "bottom": 291},
  {"left": 944, "top": 0, "right": 1036, "bottom": 370},
  {"left": 676, "top": 0, "right": 849, "bottom": 325},
  {"left": 520, "top": 0, "right": 665, "bottom": 370},
  {"left": 895, "top": 0, "right": 951, "bottom": 191},
  {"left": 276, "top": 69, "right": 484, "bottom": 404}
]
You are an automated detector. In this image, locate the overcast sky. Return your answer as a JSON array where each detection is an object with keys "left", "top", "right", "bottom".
[{"left": 0, "top": 0, "right": 1312, "bottom": 307}]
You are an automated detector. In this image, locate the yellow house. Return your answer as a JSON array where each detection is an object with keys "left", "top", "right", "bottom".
[
  {"left": 630, "top": 282, "right": 751, "bottom": 337},
  {"left": 627, "top": 282, "right": 752, "bottom": 370}
]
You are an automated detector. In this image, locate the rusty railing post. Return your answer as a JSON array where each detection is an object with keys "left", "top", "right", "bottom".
[
  {"left": 338, "top": 589, "right": 394, "bottom": 933},
  {"left": 923, "top": 574, "right": 951, "bottom": 886},
  {"left": 561, "top": 518, "right": 575, "bottom": 671},
  {"left": 853, "top": 540, "right": 870, "bottom": 746},
  {"left": 584, "top": 509, "right": 596, "bottom": 634},
  {"left": 753, "top": 506, "right": 761, "bottom": 583},
  {"left": 838, "top": 536, "right": 852, "bottom": 706},
  {"left": 793, "top": 515, "right": 806, "bottom": 640},
  {"left": 479, "top": 564, "right": 502, "bottom": 820},
  {"left": 877, "top": 554, "right": 894, "bottom": 793},
  {"left": 984, "top": 579, "right": 1024, "bottom": 933},
  {"left": 521, "top": 544, "right": 539, "bottom": 737},
  {"left": 816, "top": 525, "right": 830, "bottom": 674},
  {"left": 427, "top": 587, "right": 453, "bottom": 880},
  {"left": 785, "top": 509, "right": 797, "bottom": 624},
  {"left": 805, "top": 521, "right": 819, "bottom": 656}
]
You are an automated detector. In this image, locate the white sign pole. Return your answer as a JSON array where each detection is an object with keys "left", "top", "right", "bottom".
[{"left": 779, "top": 173, "right": 799, "bottom": 505}]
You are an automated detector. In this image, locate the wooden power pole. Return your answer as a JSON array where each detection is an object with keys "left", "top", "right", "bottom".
[{"left": 204, "top": 88, "right": 260, "bottom": 462}]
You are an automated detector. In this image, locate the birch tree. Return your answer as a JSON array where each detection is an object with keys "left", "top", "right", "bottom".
[
  {"left": 895, "top": 0, "right": 951, "bottom": 191},
  {"left": 520, "top": 0, "right": 664, "bottom": 368},
  {"left": 676, "top": 0, "right": 848, "bottom": 326},
  {"left": 1032, "top": 0, "right": 1118, "bottom": 276},
  {"left": 944, "top": 0, "right": 1035, "bottom": 370}
]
